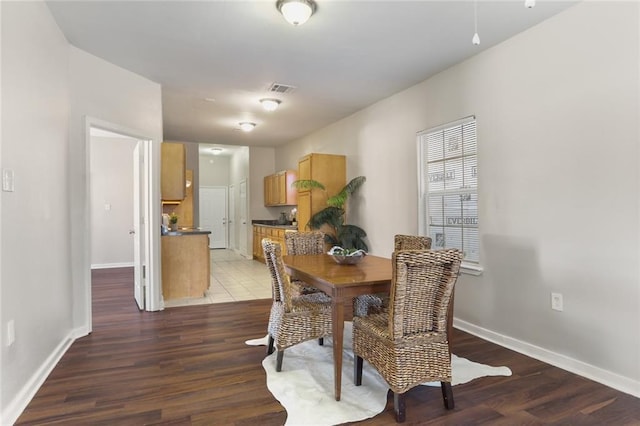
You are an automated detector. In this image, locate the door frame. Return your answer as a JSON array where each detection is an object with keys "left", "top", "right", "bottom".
[
  {"left": 132, "top": 142, "right": 144, "bottom": 310},
  {"left": 84, "top": 117, "right": 161, "bottom": 331},
  {"left": 228, "top": 184, "right": 236, "bottom": 251}
]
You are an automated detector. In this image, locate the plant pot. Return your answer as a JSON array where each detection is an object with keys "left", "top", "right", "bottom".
[{"left": 170, "top": 223, "right": 178, "bottom": 231}]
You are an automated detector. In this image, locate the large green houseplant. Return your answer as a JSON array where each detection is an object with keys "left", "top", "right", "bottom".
[{"left": 292, "top": 176, "right": 368, "bottom": 251}]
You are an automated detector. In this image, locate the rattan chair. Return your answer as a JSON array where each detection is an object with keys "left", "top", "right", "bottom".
[
  {"left": 284, "top": 230, "right": 325, "bottom": 296},
  {"left": 262, "top": 238, "right": 333, "bottom": 371},
  {"left": 353, "top": 235, "right": 433, "bottom": 316},
  {"left": 353, "top": 249, "right": 462, "bottom": 423}
]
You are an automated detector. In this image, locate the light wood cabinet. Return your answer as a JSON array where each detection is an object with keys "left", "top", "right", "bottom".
[
  {"left": 161, "top": 233, "right": 210, "bottom": 299},
  {"left": 161, "top": 142, "right": 186, "bottom": 201},
  {"left": 296, "top": 153, "right": 346, "bottom": 231},
  {"left": 253, "top": 225, "right": 292, "bottom": 263},
  {"left": 264, "top": 170, "right": 297, "bottom": 206},
  {"left": 162, "top": 169, "right": 193, "bottom": 228}
]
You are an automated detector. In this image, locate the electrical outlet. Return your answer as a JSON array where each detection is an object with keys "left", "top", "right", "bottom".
[
  {"left": 551, "top": 293, "right": 563, "bottom": 312},
  {"left": 6, "top": 319, "right": 15, "bottom": 346}
]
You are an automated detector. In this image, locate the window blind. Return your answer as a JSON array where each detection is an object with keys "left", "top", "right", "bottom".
[{"left": 418, "top": 117, "right": 479, "bottom": 264}]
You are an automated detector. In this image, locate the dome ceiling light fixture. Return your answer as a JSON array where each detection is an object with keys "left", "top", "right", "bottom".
[
  {"left": 239, "top": 122, "right": 256, "bottom": 132},
  {"left": 276, "top": 0, "right": 316, "bottom": 26},
  {"left": 525, "top": 0, "right": 536, "bottom": 8},
  {"left": 260, "top": 98, "right": 281, "bottom": 112},
  {"left": 210, "top": 147, "right": 223, "bottom": 155}
]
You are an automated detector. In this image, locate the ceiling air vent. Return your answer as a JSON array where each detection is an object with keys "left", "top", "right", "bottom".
[{"left": 267, "top": 83, "right": 297, "bottom": 94}]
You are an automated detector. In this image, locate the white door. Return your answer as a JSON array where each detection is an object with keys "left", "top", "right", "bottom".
[
  {"left": 132, "top": 142, "right": 145, "bottom": 310},
  {"left": 239, "top": 180, "right": 247, "bottom": 255},
  {"left": 200, "top": 187, "right": 227, "bottom": 249},
  {"left": 228, "top": 184, "right": 236, "bottom": 250}
]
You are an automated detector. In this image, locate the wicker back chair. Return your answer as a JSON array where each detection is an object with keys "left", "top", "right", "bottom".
[
  {"left": 284, "top": 231, "right": 325, "bottom": 296},
  {"left": 353, "top": 249, "right": 462, "bottom": 423},
  {"left": 394, "top": 234, "right": 432, "bottom": 251},
  {"left": 354, "top": 234, "right": 433, "bottom": 316},
  {"left": 285, "top": 230, "right": 325, "bottom": 254},
  {"left": 262, "top": 238, "right": 333, "bottom": 371}
]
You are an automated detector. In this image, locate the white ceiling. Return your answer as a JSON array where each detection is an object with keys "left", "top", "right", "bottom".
[{"left": 47, "top": 1, "right": 576, "bottom": 148}]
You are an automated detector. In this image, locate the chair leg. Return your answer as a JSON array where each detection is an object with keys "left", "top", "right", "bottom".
[
  {"left": 267, "top": 335, "right": 274, "bottom": 355},
  {"left": 441, "top": 381, "right": 454, "bottom": 410},
  {"left": 318, "top": 337, "right": 324, "bottom": 346},
  {"left": 354, "top": 355, "right": 363, "bottom": 386},
  {"left": 393, "top": 391, "right": 406, "bottom": 423},
  {"left": 276, "top": 350, "right": 284, "bottom": 372}
]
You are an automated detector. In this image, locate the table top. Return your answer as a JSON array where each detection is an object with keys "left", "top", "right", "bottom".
[{"left": 282, "top": 253, "right": 391, "bottom": 289}]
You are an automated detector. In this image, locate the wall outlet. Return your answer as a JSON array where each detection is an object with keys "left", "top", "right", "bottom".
[
  {"left": 6, "top": 319, "right": 15, "bottom": 346},
  {"left": 551, "top": 293, "right": 563, "bottom": 312}
]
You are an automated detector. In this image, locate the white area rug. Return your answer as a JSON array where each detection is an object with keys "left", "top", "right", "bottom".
[{"left": 246, "top": 323, "right": 512, "bottom": 426}]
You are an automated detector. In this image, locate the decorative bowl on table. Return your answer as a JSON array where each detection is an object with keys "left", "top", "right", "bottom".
[{"left": 327, "top": 246, "right": 367, "bottom": 265}]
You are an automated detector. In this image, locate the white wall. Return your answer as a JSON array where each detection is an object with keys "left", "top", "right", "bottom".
[
  {"left": 276, "top": 2, "right": 640, "bottom": 395},
  {"left": 68, "top": 46, "right": 163, "bottom": 331},
  {"left": 1, "top": 2, "right": 71, "bottom": 421},
  {"left": 90, "top": 135, "right": 137, "bottom": 268},
  {"left": 199, "top": 154, "right": 230, "bottom": 186},
  {"left": 1, "top": 3, "right": 164, "bottom": 423}
]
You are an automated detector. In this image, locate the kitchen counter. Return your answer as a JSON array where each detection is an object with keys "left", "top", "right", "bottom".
[
  {"left": 251, "top": 220, "right": 297, "bottom": 230},
  {"left": 162, "top": 229, "right": 212, "bottom": 236}
]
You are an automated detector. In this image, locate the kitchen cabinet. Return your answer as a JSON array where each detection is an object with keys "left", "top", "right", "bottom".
[
  {"left": 161, "top": 232, "right": 210, "bottom": 299},
  {"left": 296, "top": 153, "right": 346, "bottom": 231},
  {"left": 264, "top": 170, "right": 297, "bottom": 206},
  {"left": 253, "top": 225, "right": 294, "bottom": 263},
  {"left": 161, "top": 142, "right": 186, "bottom": 201},
  {"left": 162, "top": 169, "right": 193, "bottom": 227}
]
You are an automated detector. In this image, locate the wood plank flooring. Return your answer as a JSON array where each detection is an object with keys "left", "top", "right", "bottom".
[{"left": 16, "top": 267, "right": 640, "bottom": 425}]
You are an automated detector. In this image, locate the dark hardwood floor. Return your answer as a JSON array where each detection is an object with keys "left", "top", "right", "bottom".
[{"left": 17, "top": 268, "right": 640, "bottom": 425}]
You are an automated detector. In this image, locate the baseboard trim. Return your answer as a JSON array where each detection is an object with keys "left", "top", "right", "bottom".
[
  {"left": 90, "top": 262, "right": 134, "bottom": 269},
  {"left": 1, "top": 326, "right": 83, "bottom": 425},
  {"left": 453, "top": 318, "right": 640, "bottom": 398}
]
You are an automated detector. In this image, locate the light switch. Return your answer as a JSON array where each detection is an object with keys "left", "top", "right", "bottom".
[
  {"left": 2, "top": 169, "right": 15, "bottom": 192},
  {"left": 104, "top": 203, "right": 111, "bottom": 211}
]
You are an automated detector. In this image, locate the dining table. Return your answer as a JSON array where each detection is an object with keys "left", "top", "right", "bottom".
[{"left": 282, "top": 253, "right": 392, "bottom": 401}]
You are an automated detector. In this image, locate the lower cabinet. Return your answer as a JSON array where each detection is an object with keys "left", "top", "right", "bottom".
[
  {"left": 162, "top": 233, "right": 210, "bottom": 299},
  {"left": 253, "top": 225, "right": 292, "bottom": 263}
]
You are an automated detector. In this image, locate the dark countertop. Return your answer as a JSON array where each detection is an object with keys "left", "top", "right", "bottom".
[
  {"left": 252, "top": 220, "right": 297, "bottom": 230},
  {"left": 161, "top": 229, "right": 212, "bottom": 236}
]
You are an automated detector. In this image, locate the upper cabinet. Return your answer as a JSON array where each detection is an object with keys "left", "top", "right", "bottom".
[
  {"left": 161, "top": 142, "right": 186, "bottom": 201},
  {"left": 296, "top": 153, "right": 346, "bottom": 231},
  {"left": 264, "top": 170, "right": 297, "bottom": 206}
]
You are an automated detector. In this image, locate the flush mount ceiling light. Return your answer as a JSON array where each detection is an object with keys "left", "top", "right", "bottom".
[
  {"left": 524, "top": 0, "right": 535, "bottom": 8},
  {"left": 239, "top": 122, "right": 256, "bottom": 132},
  {"left": 276, "top": 0, "right": 316, "bottom": 26},
  {"left": 210, "top": 147, "right": 223, "bottom": 155},
  {"left": 260, "top": 98, "right": 281, "bottom": 112}
]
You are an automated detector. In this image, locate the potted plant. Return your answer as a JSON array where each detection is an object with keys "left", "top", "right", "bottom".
[
  {"left": 292, "top": 176, "right": 368, "bottom": 251},
  {"left": 169, "top": 212, "right": 179, "bottom": 231}
]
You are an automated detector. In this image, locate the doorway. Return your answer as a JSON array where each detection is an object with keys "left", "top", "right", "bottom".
[{"left": 85, "top": 116, "right": 160, "bottom": 329}]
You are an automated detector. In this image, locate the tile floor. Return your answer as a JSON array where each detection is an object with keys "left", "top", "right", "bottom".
[{"left": 163, "top": 249, "right": 272, "bottom": 308}]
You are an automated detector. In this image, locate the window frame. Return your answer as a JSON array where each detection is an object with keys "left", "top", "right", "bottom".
[{"left": 417, "top": 116, "right": 483, "bottom": 275}]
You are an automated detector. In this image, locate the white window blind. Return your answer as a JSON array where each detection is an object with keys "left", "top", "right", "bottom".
[{"left": 418, "top": 117, "right": 479, "bottom": 265}]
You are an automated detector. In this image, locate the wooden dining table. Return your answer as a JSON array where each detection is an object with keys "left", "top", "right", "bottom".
[{"left": 282, "top": 253, "right": 392, "bottom": 401}]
